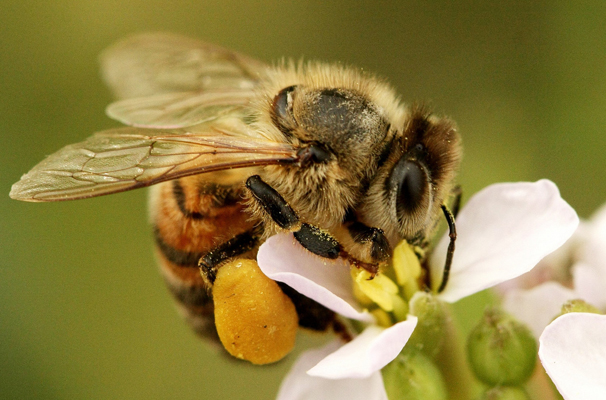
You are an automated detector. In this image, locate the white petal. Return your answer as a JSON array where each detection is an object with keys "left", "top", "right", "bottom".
[
  {"left": 578, "top": 204, "right": 606, "bottom": 280},
  {"left": 494, "top": 227, "right": 581, "bottom": 295},
  {"left": 433, "top": 180, "right": 579, "bottom": 303},
  {"left": 539, "top": 313, "right": 606, "bottom": 400},
  {"left": 579, "top": 240, "right": 606, "bottom": 279},
  {"left": 572, "top": 262, "right": 606, "bottom": 310},
  {"left": 277, "top": 341, "right": 388, "bottom": 400},
  {"left": 307, "top": 316, "right": 418, "bottom": 379},
  {"left": 502, "top": 282, "right": 576, "bottom": 338},
  {"left": 573, "top": 202, "right": 606, "bottom": 309},
  {"left": 257, "top": 233, "right": 374, "bottom": 322}
]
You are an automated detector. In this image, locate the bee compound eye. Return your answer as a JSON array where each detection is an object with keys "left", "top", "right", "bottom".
[
  {"left": 271, "top": 85, "right": 297, "bottom": 132},
  {"left": 392, "top": 158, "right": 428, "bottom": 215},
  {"left": 296, "top": 143, "right": 333, "bottom": 166}
]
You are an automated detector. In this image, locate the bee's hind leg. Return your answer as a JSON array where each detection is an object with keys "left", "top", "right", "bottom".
[
  {"left": 197, "top": 224, "right": 299, "bottom": 365},
  {"left": 245, "top": 175, "right": 341, "bottom": 260},
  {"left": 198, "top": 225, "right": 263, "bottom": 285}
]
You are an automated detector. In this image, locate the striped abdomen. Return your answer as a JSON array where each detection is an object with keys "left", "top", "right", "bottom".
[{"left": 149, "top": 170, "right": 257, "bottom": 344}]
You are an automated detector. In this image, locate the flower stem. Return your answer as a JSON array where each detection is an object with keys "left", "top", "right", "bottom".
[{"left": 434, "top": 307, "right": 479, "bottom": 400}]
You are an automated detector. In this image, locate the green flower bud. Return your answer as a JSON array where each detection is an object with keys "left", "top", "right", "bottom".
[
  {"left": 476, "top": 386, "right": 531, "bottom": 400},
  {"left": 560, "top": 299, "right": 601, "bottom": 315},
  {"left": 382, "top": 349, "right": 447, "bottom": 400},
  {"left": 467, "top": 308, "right": 537, "bottom": 386},
  {"left": 406, "top": 292, "right": 448, "bottom": 357}
]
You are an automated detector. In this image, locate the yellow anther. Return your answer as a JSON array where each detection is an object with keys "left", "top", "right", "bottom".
[
  {"left": 392, "top": 240, "right": 422, "bottom": 286},
  {"left": 352, "top": 276, "right": 375, "bottom": 307},
  {"left": 354, "top": 269, "right": 399, "bottom": 312},
  {"left": 371, "top": 308, "right": 393, "bottom": 328},
  {"left": 391, "top": 293, "right": 409, "bottom": 322}
]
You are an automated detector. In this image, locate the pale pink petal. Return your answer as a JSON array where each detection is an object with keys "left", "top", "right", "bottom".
[
  {"left": 502, "top": 282, "right": 576, "bottom": 338},
  {"left": 495, "top": 228, "right": 581, "bottom": 295},
  {"left": 572, "top": 204, "right": 606, "bottom": 308},
  {"left": 572, "top": 262, "right": 606, "bottom": 310},
  {"left": 579, "top": 241, "right": 606, "bottom": 281},
  {"left": 277, "top": 341, "right": 388, "bottom": 400},
  {"left": 539, "top": 313, "right": 606, "bottom": 400},
  {"left": 307, "top": 317, "right": 418, "bottom": 379},
  {"left": 432, "top": 180, "right": 579, "bottom": 303},
  {"left": 258, "top": 233, "right": 374, "bottom": 322}
]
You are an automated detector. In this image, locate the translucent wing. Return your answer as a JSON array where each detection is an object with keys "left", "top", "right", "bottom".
[
  {"left": 105, "top": 88, "right": 255, "bottom": 129},
  {"left": 100, "top": 32, "right": 267, "bottom": 99},
  {"left": 10, "top": 125, "right": 298, "bottom": 202}
]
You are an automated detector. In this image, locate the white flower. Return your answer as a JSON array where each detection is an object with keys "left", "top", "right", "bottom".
[
  {"left": 276, "top": 340, "right": 390, "bottom": 400},
  {"left": 502, "top": 202, "right": 606, "bottom": 336},
  {"left": 258, "top": 180, "right": 578, "bottom": 400},
  {"left": 539, "top": 313, "right": 606, "bottom": 400},
  {"left": 259, "top": 233, "right": 419, "bottom": 400},
  {"left": 501, "top": 202, "right": 606, "bottom": 400}
]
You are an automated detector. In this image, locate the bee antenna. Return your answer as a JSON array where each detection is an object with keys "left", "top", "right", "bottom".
[
  {"left": 450, "top": 185, "right": 462, "bottom": 218},
  {"left": 437, "top": 204, "right": 457, "bottom": 293}
]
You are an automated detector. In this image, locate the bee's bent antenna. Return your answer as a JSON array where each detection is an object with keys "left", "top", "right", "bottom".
[
  {"left": 437, "top": 204, "right": 457, "bottom": 293},
  {"left": 450, "top": 185, "right": 462, "bottom": 218}
]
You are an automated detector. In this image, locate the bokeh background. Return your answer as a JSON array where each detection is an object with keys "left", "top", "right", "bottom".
[{"left": 2, "top": 1, "right": 605, "bottom": 399}]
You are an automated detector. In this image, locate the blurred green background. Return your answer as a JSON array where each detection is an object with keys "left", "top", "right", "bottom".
[{"left": 2, "top": 1, "right": 605, "bottom": 399}]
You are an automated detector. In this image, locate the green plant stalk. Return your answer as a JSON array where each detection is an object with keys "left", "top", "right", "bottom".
[{"left": 434, "top": 306, "right": 480, "bottom": 400}]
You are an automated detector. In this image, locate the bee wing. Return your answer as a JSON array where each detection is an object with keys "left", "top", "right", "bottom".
[
  {"left": 10, "top": 125, "right": 298, "bottom": 202},
  {"left": 100, "top": 32, "right": 267, "bottom": 99},
  {"left": 105, "top": 89, "right": 255, "bottom": 129}
]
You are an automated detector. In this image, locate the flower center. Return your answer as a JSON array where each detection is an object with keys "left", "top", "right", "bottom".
[{"left": 351, "top": 240, "right": 423, "bottom": 327}]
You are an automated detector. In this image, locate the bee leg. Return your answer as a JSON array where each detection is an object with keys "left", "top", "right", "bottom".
[
  {"left": 198, "top": 225, "right": 263, "bottom": 285},
  {"left": 245, "top": 175, "right": 341, "bottom": 259},
  {"left": 277, "top": 283, "right": 337, "bottom": 331},
  {"left": 292, "top": 223, "right": 341, "bottom": 259},
  {"left": 345, "top": 221, "right": 392, "bottom": 263},
  {"left": 212, "top": 258, "right": 299, "bottom": 364},
  {"left": 246, "top": 175, "right": 300, "bottom": 230},
  {"left": 436, "top": 204, "right": 457, "bottom": 293}
]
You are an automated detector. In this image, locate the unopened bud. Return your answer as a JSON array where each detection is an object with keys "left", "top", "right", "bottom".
[
  {"left": 467, "top": 308, "right": 537, "bottom": 385},
  {"left": 382, "top": 349, "right": 447, "bottom": 400},
  {"left": 560, "top": 299, "right": 601, "bottom": 315},
  {"left": 406, "top": 292, "right": 448, "bottom": 357},
  {"left": 477, "top": 386, "right": 531, "bottom": 400}
]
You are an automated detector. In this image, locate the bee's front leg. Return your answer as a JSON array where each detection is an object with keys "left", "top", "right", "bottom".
[
  {"left": 245, "top": 175, "right": 341, "bottom": 259},
  {"left": 344, "top": 219, "right": 392, "bottom": 263}
]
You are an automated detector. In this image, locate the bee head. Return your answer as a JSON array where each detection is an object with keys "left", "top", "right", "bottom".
[
  {"left": 264, "top": 83, "right": 395, "bottom": 229},
  {"left": 362, "top": 107, "right": 462, "bottom": 243},
  {"left": 270, "top": 85, "right": 390, "bottom": 177}
]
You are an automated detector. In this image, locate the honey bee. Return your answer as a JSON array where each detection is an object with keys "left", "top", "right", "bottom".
[{"left": 10, "top": 33, "right": 462, "bottom": 364}]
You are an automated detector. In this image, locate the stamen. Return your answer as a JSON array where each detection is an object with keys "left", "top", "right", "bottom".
[
  {"left": 354, "top": 269, "right": 398, "bottom": 312},
  {"left": 391, "top": 294, "right": 409, "bottom": 322},
  {"left": 392, "top": 240, "right": 422, "bottom": 298},
  {"left": 371, "top": 308, "right": 393, "bottom": 327},
  {"left": 352, "top": 279, "right": 374, "bottom": 307}
]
